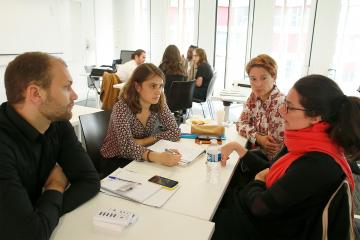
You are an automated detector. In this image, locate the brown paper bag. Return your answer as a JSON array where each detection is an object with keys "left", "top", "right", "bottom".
[{"left": 191, "top": 124, "right": 225, "bottom": 136}]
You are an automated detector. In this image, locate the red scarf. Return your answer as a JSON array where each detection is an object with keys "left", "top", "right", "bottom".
[{"left": 266, "top": 122, "right": 354, "bottom": 191}]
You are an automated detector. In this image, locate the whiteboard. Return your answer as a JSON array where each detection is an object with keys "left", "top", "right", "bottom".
[{"left": 0, "top": 0, "right": 64, "bottom": 54}]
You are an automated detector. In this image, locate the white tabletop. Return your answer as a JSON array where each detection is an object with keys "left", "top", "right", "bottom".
[
  {"left": 124, "top": 124, "right": 247, "bottom": 221},
  {"left": 50, "top": 193, "right": 214, "bottom": 240},
  {"left": 212, "top": 86, "right": 251, "bottom": 104}
]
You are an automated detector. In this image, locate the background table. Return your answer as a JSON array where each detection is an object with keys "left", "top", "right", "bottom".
[{"left": 212, "top": 87, "right": 252, "bottom": 122}]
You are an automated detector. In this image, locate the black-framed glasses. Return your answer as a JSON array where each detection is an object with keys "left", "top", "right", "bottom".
[{"left": 281, "top": 102, "right": 307, "bottom": 113}]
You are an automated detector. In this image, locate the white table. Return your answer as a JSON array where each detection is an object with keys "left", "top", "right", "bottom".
[
  {"left": 50, "top": 193, "right": 214, "bottom": 240},
  {"left": 70, "top": 105, "right": 103, "bottom": 142},
  {"left": 212, "top": 87, "right": 252, "bottom": 122},
  {"left": 124, "top": 124, "right": 247, "bottom": 221}
]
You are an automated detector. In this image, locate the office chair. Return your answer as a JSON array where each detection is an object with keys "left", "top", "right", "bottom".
[
  {"left": 193, "top": 72, "right": 217, "bottom": 119},
  {"left": 112, "top": 59, "right": 122, "bottom": 72},
  {"left": 167, "top": 80, "right": 196, "bottom": 124},
  {"left": 84, "top": 65, "right": 101, "bottom": 106},
  {"left": 120, "top": 50, "right": 135, "bottom": 64},
  {"left": 79, "top": 110, "right": 112, "bottom": 178}
]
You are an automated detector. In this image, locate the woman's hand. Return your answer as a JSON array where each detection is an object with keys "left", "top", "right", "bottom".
[
  {"left": 255, "top": 168, "right": 269, "bottom": 182},
  {"left": 256, "top": 135, "right": 282, "bottom": 156},
  {"left": 220, "top": 142, "right": 247, "bottom": 167},
  {"left": 149, "top": 151, "right": 182, "bottom": 167}
]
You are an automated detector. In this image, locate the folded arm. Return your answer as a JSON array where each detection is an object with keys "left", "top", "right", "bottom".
[
  {"left": 0, "top": 144, "right": 62, "bottom": 240},
  {"left": 57, "top": 121, "right": 100, "bottom": 214}
]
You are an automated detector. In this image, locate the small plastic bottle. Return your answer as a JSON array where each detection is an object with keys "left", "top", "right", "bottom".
[{"left": 206, "top": 138, "right": 221, "bottom": 184}]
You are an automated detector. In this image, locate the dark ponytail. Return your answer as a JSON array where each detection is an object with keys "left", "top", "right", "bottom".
[
  {"left": 332, "top": 96, "right": 360, "bottom": 160},
  {"left": 294, "top": 75, "right": 360, "bottom": 160}
]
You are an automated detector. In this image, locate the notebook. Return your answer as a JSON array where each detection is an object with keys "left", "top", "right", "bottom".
[
  {"left": 101, "top": 168, "right": 179, "bottom": 207},
  {"left": 147, "top": 139, "right": 206, "bottom": 165}
]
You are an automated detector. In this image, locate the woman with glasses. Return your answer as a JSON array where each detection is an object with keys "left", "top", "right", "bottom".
[
  {"left": 101, "top": 63, "right": 181, "bottom": 171},
  {"left": 192, "top": 48, "right": 213, "bottom": 101},
  {"left": 213, "top": 75, "right": 359, "bottom": 239},
  {"left": 236, "top": 54, "right": 285, "bottom": 161}
]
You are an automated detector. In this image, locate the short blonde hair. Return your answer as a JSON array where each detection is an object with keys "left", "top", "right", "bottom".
[{"left": 246, "top": 54, "right": 277, "bottom": 79}]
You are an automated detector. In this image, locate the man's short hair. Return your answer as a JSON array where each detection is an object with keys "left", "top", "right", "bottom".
[
  {"left": 131, "top": 49, "right": 145, "bottom": 60},
  {"left": 4, "top": 52, "right": 65, "bottom": 104},
  {"left": 189, "top": 45, "right": 198, "bottom": 49}
]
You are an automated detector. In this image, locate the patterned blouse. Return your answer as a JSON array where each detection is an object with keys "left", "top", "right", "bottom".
[
  {"left": 237, "top": 85, "right": 285, "bottom": 148},
  {"left": 100, "top": 99, "right": 180, "bottom": 161}
]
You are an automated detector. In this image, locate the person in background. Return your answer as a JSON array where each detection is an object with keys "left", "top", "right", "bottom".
[
  {"left": 0, "top": 52, "right": 100, "bottom": 239},
  {"left": 183, "top": 45, "right": 197, "bottom": 80},
  {"left": 159, "top": 44, "right": 187, "bottom": 99},
  {"left": 101, "top": 63, "right": 181, "bottom": 167},
  {"left": 213, "top": 75, "right": 359, "bottom": 240},
  {"left": 237, "top": 54, "right": 285, "bottom": 160},
  {"left": 192, "top": 48, "right": 213, "bottom": 101},
  {"left": 116, "top": 49, "right": 146, "bottom": 82}
]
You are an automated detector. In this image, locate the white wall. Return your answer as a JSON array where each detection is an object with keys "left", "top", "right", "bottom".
[
  {"left": 308, "top": 0, "right": 341, "bottom": 76},
  {"left": 1, "top": 0, "right": 353, "bottom": 103},
  {"left": 250, "top": 0, "right": 274, "bottom": 58},
  {"left": 0, "top": 0, "right": 96, "bottom": 102},
  {"left": 197, "top": 0, "right": 217, "bottom": 65},
  {"left": 94, "top": 0, "right": 114, "bottom": 65}
]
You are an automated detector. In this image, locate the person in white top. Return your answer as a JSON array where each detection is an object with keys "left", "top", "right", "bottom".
[{"left": 116, "top": 49, "right": 146, "bottom": 82}]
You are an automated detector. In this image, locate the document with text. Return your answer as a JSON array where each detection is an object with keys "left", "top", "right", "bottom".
[
  {"left": 147, "top": 139, "right": 206, "bottom": 165},
  {"left": 101, "top": 168, "right": 179, "bottom": 207}
]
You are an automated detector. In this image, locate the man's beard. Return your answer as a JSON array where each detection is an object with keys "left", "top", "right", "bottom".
[{"left": 40, "top": 95, "right": 73, "bottom": 122}]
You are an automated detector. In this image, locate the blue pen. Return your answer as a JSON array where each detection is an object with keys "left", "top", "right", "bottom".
[{"left": 108, "top": 176, "right": 142, "bottom": 185}]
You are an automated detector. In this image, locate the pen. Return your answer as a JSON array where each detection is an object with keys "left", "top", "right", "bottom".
[
  {"left": 108, "top": 176, "right": 142, "bottom": 185},
  {"left": 165, "top": 148, "right": 180, "bottom": 155}
]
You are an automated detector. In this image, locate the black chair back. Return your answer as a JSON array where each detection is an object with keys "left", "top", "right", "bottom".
[
  {"left": 321, "top": 179, "right": 354, "bottom": 239},
  {"left": 167, "top": 80, "right": 196, "bottom": 112},
  {"left": 79, "top": 110, "right": 112, "bottom": 174}
]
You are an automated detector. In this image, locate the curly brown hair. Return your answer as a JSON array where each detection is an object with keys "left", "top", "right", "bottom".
[
  {"left": 5, "top": 52, "right": 66, "bottom": 104},
  {"left": 246, "top": 54, "right": 277, "bottom": 79},
  {"left": 121, "top": 63, "right": 166, "bottom": 114}
]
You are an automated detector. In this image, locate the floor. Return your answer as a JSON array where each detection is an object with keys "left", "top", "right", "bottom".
[{"left": 76, "top": 93, "right": 244, "bottom": 123}]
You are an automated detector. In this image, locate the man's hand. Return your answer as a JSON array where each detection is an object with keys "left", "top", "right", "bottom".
[{"left": 44, "top": 165, "right": 69, "bottom": 193}]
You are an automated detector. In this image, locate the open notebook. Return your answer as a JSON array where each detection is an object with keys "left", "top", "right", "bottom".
[
  {"left": 101, "top": 168, "right": 179, "bottom": 207},
  {"left": 147, "top": 139, "right": 206, "bottom": 165}
]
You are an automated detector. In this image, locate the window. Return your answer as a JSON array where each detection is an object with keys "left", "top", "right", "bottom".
[
  {"left": 332, "top": 0, "right": 360, "bottom": 95},
  {"left": 270, "top": 0, "right": 312, "bottom": 93},
  {"left": 214, "top": 0, "right": 250, "bottom": 93},
  {"left": 214, "top": 0, "right": 312, "bottom": 93},
  {"left": 167, "top": 0, "right": 198, "bottom": 54}
]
